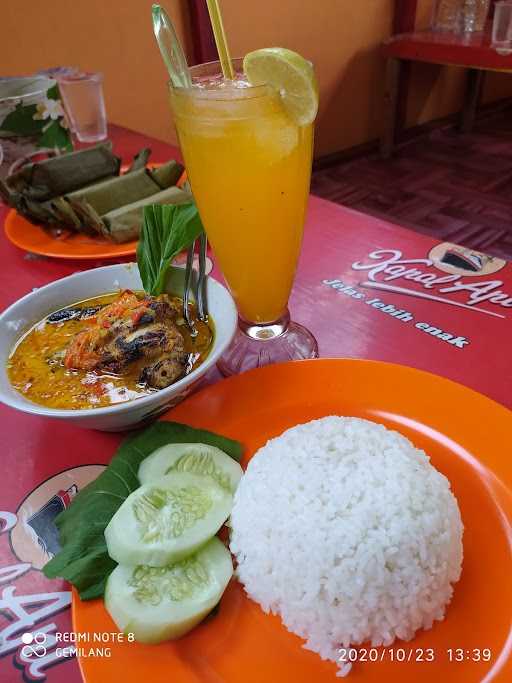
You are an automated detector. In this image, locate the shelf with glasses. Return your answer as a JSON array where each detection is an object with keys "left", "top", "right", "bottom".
[{"left": 380, "top": 23, "right": 512, "bottom": 157}]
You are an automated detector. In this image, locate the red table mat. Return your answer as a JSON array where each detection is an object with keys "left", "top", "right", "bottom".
[{"left": 1, "top": 127, "right": 511, "bottom": 683}]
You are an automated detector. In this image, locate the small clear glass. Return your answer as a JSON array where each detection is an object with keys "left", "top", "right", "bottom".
[
  {"left": 461, "top": 0, "right": 491, "bottom": 32},
  {"left": 492, "top": 1, "right": 512, "bottom": 51},
  {"left": 432, "top": 0, "right": 462, "bottom": 31},
  {"left": 57, "top": 72, "right": 107, "bottom": 143}
]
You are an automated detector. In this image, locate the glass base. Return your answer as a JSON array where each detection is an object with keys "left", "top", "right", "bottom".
[{"left": 217, "top": 309, "right": 319, "bottom": 377}]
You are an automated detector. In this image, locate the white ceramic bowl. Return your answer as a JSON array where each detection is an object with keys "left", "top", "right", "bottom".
[{"left": 0, "top": 263, "right": 237, "bottom": 431}]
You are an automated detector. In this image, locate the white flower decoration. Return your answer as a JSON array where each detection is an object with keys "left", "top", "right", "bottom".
[{"left": 33, "top": 98, "right": 65, "bottom": 121}]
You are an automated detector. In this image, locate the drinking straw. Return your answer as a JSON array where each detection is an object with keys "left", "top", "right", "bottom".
[
  {"left": 205, "top": 0, "right": 235, "bottom": 80},
  {"left": 152, "top": 4, "right": 192, "bottom": 88}
]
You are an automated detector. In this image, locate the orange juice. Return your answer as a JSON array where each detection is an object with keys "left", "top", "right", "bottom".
[{"left": 170, "top": 76, "right": 313, "bottom": 323}]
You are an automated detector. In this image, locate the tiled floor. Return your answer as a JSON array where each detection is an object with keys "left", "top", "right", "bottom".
[{"left": 311, "top": 108, "right": 512, "bottom": 260}]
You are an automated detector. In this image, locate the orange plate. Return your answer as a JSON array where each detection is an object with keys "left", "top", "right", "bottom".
[
  {"left": 73, "top": 359, "right": 512, "bottom": 683},
  {"left": 4, "top": 208, "right": 138, "bottom": 259}
]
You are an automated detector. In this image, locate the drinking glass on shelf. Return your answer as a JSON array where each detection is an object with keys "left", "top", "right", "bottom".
[
  {"left": 57, "top": 72, "right": 107, "bottom": 143},
  {"left": 169, "top": 59, "right": 318, "bottom": 376},
  {"left": 432, "top": 0, "right": 462, "bottom": 31},
  {"left": 492, "top": 1, "right": 512, "bottom": 50},
  {"left": 461, "top": 0, "right": 491, "bottom": 32}
]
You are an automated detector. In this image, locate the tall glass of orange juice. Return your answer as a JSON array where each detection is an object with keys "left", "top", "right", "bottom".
[{"left": 169, "top": 56, "right": 318, "bottom": 375}]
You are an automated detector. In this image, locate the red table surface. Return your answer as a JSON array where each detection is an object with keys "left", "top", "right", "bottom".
[
  {"left": 383, "top": 26, "right": 512, "bottom": 71},
  {"left": 1, "top": 125, "right": 511, "bottom": 683}
]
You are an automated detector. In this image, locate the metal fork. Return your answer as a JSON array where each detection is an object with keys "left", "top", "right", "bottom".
[{"left": 183, "top": 233, "right": 209, "bottom": 337}]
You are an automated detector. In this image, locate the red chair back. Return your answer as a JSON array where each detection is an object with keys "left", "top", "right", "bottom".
[{"left": 189, "top": 0, "right": 218, "bottom": 65}]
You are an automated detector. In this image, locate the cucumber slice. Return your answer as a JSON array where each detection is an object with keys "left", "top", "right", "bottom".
[
  {"left": 138, "top": 443, "right": 243, "bottom": 493},
  {"left": 105, "top": 537, "right": 233, "bottom": 643},
  {"left": 105, "top": 472, "right": 233, "bottom": 566}
]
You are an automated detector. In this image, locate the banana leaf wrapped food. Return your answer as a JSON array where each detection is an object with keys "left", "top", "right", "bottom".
[
  {"left": 4, "top": 142, "right": 120, "bottom": 201},
  {"left": 51, "top": 160, "right": 185, "bottom": 242},
  {"left": 0, "top": 144, "right": 186, "bottom": 243},
  {"left": 101, "top": 185, "right": 191, "bottom": 243},
  {"left": 62, "top": 162, "right": 183, "bottom": 217}
]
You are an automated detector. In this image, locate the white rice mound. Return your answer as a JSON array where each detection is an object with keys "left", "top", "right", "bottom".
[{"left": 230, "top": 416, "right": 463, "bottom": 668}]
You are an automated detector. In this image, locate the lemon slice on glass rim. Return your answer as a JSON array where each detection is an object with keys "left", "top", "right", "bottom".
[{"left": 243, "top": 47, "right": 319, "bottom": 126}]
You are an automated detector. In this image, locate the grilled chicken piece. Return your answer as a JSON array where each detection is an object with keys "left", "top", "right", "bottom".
[
  {"left": 140, "top": 357, "right": 187, "bottom": 390},
  {"left": 64, "top": 290, "right": 188, "bottom": 388}
]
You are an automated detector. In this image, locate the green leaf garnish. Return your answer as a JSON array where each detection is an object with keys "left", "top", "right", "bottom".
[
  {"left": 38, "top": 119, "right": 73, "bottom": 152},
  {"left": 43, "top": 422, "right": 243, "bottom": 600},
  {"left": 137, "top": 203, "right": 204, "bottom": 296}
]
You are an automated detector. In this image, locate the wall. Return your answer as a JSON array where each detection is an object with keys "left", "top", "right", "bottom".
[
  {"left": 2, "top": 1, "right": 512, "bottom": 159},
  {"left": 219, "top": 0, "right": 395, "bottom": 157},
  {"left": 1, "top": 0, "right": 193, "bottom": 147},
  {"left": 1, "top": 0, "right": 394, "bottom": 158}
]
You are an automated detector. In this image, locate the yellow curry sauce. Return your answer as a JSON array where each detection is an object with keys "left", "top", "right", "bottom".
[{"left": 7, "top": 292, "right": 213, "bottom": 410}]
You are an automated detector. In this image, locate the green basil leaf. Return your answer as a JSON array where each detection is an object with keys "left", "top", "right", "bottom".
[
  {"left": 43, "top": 421, "right": 243, "bottom": 600},
  {"left": 37, "top": 119, "right": 72, "bottom": 152},
  {"left": 137, "top": 203, "right": 204, "bottom": 296}
]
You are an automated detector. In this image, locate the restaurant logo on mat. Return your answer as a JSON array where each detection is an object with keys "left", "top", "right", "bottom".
[
  {"left": 429, "top": 243, "right": 506, "bottom": 278},
  {"left": 350, "top": 244, "right": 509, "bottom": 319},
  {"left": 10, "top": 466, "right": 105, "bottom": 571},
  {"left": 0, "top": 465, "right": 105, "bottom": 682}
]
